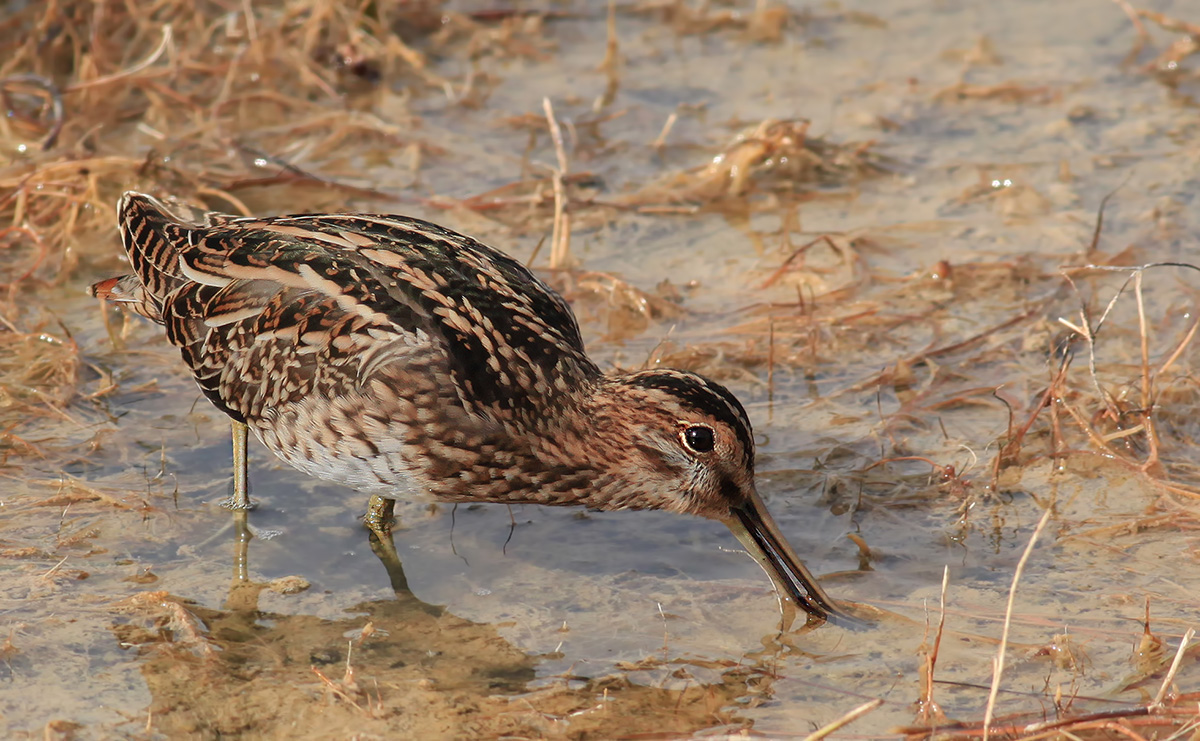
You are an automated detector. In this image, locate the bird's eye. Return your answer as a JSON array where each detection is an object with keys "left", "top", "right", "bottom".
[{"left": 681, "top": 425, "right": 716, "bottom": 454}]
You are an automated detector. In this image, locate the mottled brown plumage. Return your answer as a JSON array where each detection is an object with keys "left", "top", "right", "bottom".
[{"left": 91, "top": 191, "right": 856, "bottom": 625}]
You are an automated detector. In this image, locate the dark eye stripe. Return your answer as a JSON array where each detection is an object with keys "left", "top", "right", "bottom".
[{"left": 626, "top": 370, "right": 754, "bottom": 465}]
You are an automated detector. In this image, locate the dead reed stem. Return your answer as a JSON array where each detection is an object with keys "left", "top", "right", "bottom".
[
  {"left": 1151, "top": 627, "right": 1195, "bottom": 708},
  {"left": 802, "top": 698, "right": 883, "bottom": 741},
  {"left": 983, "top": 506, "right": 1052, "bottom": 740},
  {"left": 543, "top": 97, "right": 572, "bottom": 269}
]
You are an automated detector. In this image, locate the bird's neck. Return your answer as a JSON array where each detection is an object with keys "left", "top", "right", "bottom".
[{"left": 423, "top": 380, "right": 659, "bottom": 510}]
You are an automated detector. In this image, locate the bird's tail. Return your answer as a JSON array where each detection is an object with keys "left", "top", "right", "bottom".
[
  {"left": 87, "top": 273, "right": 164, "bottom": 322},
  {"left": 88, "top": 191, "right": 235, "bottom": 322}
]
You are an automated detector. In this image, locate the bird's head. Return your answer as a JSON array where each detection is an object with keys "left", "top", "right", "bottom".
[{"left": 588, "top": 369, "right": 857, "bottom": 625}]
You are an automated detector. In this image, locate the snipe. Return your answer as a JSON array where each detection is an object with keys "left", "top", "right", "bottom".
[{"left": 91, "top": 192, "right": 857, "bottom": 625}]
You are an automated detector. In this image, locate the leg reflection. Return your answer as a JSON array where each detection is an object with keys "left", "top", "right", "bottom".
[
  {"left": 363, "top": 495, "right": 422, "bottom": 600},
  {"left": 368, "top": 528, "right": 413, "bottom": 597},
  {"left": 224, "top": 509, "right": 267, "bottom": 612}
]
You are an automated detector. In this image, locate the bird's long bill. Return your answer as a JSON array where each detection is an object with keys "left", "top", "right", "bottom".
[{"left": 725, "top": 489, "right": 856, "bottom": 626}]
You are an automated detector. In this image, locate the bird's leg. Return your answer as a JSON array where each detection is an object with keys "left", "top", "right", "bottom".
[
  {"left": 364, "top": 496, "right": 412, "bottom": 595},
  {"left": 224, "top": 420, "right": 255, "bottom": 510}
]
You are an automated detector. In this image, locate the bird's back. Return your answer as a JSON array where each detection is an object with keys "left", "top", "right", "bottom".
[{"left": 93, "top": 192, "right": 601, "bottom": 439}]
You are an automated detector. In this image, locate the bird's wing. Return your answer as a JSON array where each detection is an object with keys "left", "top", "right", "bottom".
[{"left": 152, "top": 210, "right": 598, "bottom": 428}]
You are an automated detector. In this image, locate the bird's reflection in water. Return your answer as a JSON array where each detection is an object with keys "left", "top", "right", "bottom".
[{"left": 110, "top": 518, "right": 793, "bottom": 738}]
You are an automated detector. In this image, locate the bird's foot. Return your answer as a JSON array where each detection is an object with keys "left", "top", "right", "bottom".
[
  {"left": 222, "top": 475, "right": 257, "bottom": 511},
  {"left": 221, "top": 492, "right": 258, "bottom": 511},
  {"left": 363, "top": 495, "right": 396, "bottom": 536}
]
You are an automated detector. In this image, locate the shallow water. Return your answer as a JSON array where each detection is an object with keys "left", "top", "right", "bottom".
[{"left": 3, "top": 0, "right": 1200, "bottom": 737}]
